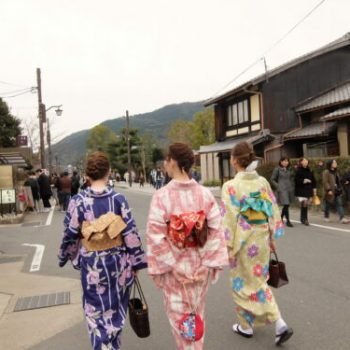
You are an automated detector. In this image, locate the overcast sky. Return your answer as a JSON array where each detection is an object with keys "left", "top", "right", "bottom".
[{"left": 0, "top": 0, "right": 349, "bottom": 145}]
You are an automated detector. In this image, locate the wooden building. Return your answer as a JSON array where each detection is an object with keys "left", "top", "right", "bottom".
[{"left": 200, "top": 33, "right": 350, "bottom": 183}]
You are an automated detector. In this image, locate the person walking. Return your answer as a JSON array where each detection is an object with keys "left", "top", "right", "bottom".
[
  {"left": 58, "top": 151, "right": 147, "bottom": 350},
  {"left": 294, "top": 158, "right": 317, "bottom": 226},
  {"left": 221, "top": 141, "right": 293, "bottom": 346},
  {"left": 270, "top": 157, "right": 294, "bottom": 227},
  {"left": 58, "top": 171, "right": 72, "bottom": 211},
  {"left": 322, "top": 160, "right": 349, "bottom": 223},
  {"left": 71, "top": 170, "right": 80, "bottom": 196},
  {"left": 24, "top": 171, "right": 41, "bottom": 212},
  {"left": 36, "top": 169, "right": 52, "bottom": 211},
  {"left": 146, "top": 142, "right": 228, "bottom": 350}
]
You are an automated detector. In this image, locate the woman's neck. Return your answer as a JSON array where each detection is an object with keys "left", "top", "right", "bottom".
[
  {"left": 171, "top": 170, "right": 190, "bottom": 182},
  {"left": 90, "top": 179, "right": 107, "bottom": 191},
  {"left": 235, "top": 166, "right": 246, "bottom": 173}
]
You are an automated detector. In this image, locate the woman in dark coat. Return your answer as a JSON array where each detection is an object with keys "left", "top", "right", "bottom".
[
  {"left": 270, "top": 157, "right": 294, "bottom": 227},
  {"left": 294, "top": 158, "right": 316, "bottom": 226},
  {"left": 323, "top": 160, "right": 349, "bottom": 223}
]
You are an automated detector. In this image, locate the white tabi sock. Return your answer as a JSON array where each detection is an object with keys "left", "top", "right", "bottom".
[{"left": 275, "top": 318, "right": 288, "bottom": 335}]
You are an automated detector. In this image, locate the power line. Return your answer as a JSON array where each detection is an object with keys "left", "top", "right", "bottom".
[
  {"left": 0, "top": 88, "right": 36, "bottom": 98},
  {"left": 211, "top": 0, "right": 327, "bottom": 99},
  {"left": 0, "top": 87, "right": 35, "bottom": 96},
  {"left": 0, "top": 80, "right": 28, "bottom": 88}
]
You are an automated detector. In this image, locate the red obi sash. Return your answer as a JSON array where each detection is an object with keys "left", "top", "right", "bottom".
[{"left": 166, "top": 211, "right": 208, "bottom": 249}]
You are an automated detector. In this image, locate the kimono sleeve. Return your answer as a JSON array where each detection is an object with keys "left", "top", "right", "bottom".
[
  {"left": 58, "top": 196, "right": 83, "bottom": 268},
  {"left": 221, "top": 181, "right": 240, "bottom": 250},
  {"left": 146, "top": 191, "right": 176, "bottom": 275},
  {"left": 199, "top": 190, "right": 229, "bottom": 269},
  {"left": 115, "top": 195, "right": 147, "bottom": 271},
  {"left": 261, "top": 177, "right": 285, "bottom": 243}
]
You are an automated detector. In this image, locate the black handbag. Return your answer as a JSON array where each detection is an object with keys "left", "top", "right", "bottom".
[
  {"left": 128, "top": 276, "right": 151, "bottom": 338},
  {"left": 267, "top": 250, "right": 289, "bottom": 288}
]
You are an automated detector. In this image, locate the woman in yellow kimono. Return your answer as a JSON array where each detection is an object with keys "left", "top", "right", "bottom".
[{"left": 221, "top": 141, "right": 293, "bottom": 346}]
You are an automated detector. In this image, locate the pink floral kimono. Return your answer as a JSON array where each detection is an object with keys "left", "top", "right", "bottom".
[{"left": 146, "top": 179, "right": 228, "bottom": 350}]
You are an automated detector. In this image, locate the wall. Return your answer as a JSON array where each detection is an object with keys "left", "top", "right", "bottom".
[{"left": 262, "top": 47, "right": 350, "bottom": 133}]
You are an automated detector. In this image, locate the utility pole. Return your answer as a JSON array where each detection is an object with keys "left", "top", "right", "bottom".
[
  {"left": 47, "top": 118, "right": 52, "bottom": 175},
  {"left": 126, "top": 110, "right": 132, "bottom": 187},
  {"left": 36, "top": 68, "right": 45, "bottom": 169}
]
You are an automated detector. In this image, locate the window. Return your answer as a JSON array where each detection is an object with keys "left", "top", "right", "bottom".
[{"left": 227, "top": 99, "right": 249, "bottom": 127}]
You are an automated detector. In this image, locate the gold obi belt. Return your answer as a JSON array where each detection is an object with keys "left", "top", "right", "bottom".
[{"left": 81, "top": 212, "right": 126, "bottom": 252}]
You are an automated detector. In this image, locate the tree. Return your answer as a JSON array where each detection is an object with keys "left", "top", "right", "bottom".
[
  {"left": 0, "top": 98, "right": 21, "bottom": 147},
  {"left": 167, "top": 120, "right": 193, "bottom": 145},
  {"left": 107, "top": 128, "right": 143, "bottom": 174},
  {"left": 86, "top": 125, "right": 116, "bottom": 153},
  {"left": 190, "top": 108, "right": 215, "bottom": 149},
  {"left": 166, "top": 108, "right": 215, "bottom": 150}
]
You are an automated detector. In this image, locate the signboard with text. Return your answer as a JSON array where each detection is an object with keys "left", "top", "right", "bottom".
[
  {"left": 1, "top": 189, "right": 16, "bottom": 204},
  {"left": 16, "top": 135, "right": 28, "bottom": 147}
]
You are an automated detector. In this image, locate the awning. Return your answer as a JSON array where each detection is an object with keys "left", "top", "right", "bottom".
[
  {"left": 284, "top": 122, "right": 336, "bottom": 140},
  {"left": 198, "top": 129, "right": 274, "bottom": 154},
  {"left": 0, "top": 152, "right": 28, "bottom": 166},
  {"left": 295, "top": 80, "right": 350, "bottom": 113},
  {"left": 321, "top": 106, "right": 350, "bottom": 121}
]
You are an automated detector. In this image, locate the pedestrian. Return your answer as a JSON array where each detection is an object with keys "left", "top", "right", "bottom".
[
  {"left": 50, "top": 172, "right": 59, "bottom": 206},
  {"left": 155, "top": 167, "right": 163, "bottom": 189},
  {"left": 322, "top": 160, "right": 349, "bottom": 223},
  {"left": 150, "top": 168, "right": 156, "bottom": 188},
  {"left": 139, "top": 173, "right": 145, "bottom": 187},
  {"left": 35, "top": 169, "right": 52, "bottom": 211},
  {"left": 58, "top": 171, "right": 72, "bottom": 211},
  {"left": 270, "top": 157, "right": 295, "bottom": 227},
  {"left": 341, "top": 166, "right": 350, "bottom": 202},
  {"left": 294, "top": 158, "right": 317, "bottom": 226},
  {"left": 58, "top": 151, "right": 147, "bottom": 350},
  {"left": 221, "top": 141, "right": 293, "bottom": 346},
  {"left": 24, "top": 171, "right": 41, "bottom": 212},
  {"left": 146, "top": 142, "right": 228, "bottom": 350},
  {"left": 71, "top": 170, "right": 80, "bottom": 196}
]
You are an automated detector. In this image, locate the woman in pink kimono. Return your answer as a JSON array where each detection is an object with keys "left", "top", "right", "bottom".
[
  {"left": 146, "top": 143, "right": 228, "bottom": 350},
  {"left": 221, "top": 141, "right": 293, "bottom": 346}
]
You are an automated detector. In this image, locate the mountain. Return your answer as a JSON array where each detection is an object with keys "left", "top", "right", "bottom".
[{"left": 52, "top": 101, "right": 205, "bottom": 166}]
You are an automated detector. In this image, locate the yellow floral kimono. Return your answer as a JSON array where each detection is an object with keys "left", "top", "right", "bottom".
[{"left": 221, "top": 171, "right": 285, "bottom": 329}]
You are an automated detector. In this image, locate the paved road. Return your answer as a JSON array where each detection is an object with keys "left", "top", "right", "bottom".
[{"left": 0, "top": 186, "right": 350, "bottom": 349}]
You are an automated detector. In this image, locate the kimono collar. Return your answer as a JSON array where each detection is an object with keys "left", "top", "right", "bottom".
[
  {"left": 234, "top": 171, "right": 259, "bottom": 181},
  {"left": 170, "top": 179, "right": 198, "bottom": 188},
  {"left": 85, "top": 187, "right": 113, "bottom": 198}
]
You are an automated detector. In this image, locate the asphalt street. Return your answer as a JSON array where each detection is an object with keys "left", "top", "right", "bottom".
[{"left": 0, "top": 185, "right": 350, "bottom": 350}]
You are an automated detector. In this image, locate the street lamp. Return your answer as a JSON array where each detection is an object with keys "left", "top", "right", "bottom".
[{"left": 45, "top": 105, "right": 63, "bottom": 174}]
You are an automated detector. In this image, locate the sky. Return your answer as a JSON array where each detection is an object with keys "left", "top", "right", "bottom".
[{"left": 0, "top": 0, "right": 349, "bottom": 146}]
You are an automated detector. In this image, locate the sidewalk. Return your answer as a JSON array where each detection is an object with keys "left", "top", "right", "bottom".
[{"left": 0, "top": 256, "right": 82, "bottom": 350}]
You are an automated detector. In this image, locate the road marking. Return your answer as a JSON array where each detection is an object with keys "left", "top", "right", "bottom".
[
  {"left": 22, "top": 244, "right": 45, "bottom": 272},
  {"left": 290, "top": 220, "right": 350, "bottom": 233},
  {"left": 45, "top": 207, "right": 55, "bottom": 226}
]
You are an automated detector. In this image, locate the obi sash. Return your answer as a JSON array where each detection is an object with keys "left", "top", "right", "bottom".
[
  {"left": 166, "top": 210, "right": 208, "bottom": 249},
  {"left": 240, "top": 191, "right": 273, "bottom": 224},
  {"left": 81, "top": 212, "right": 126, "bottom": 251}
]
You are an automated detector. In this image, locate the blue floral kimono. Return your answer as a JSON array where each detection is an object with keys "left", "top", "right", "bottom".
[{"left": 58, "top": 188, "right": 147, "bottom": 350}]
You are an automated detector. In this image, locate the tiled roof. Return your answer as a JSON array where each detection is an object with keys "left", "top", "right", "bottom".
[
  {"left": 284, "top": 122, "right": 336, "bottom": 140},
  {"left": 205, "top": 33, "right": 350, "bottom": 106},
  {"left": 199, "top": 129, "right": 273, "bottom": 153},
  {"left": 295, "top": 81, "right": 350, "bottom": 113},
  {"left": 321, "top": 106, "right": 350, "bottom": 121}
]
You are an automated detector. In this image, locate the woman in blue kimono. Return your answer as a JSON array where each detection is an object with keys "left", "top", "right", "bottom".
[{"left": 58, "top": 151, "right": 147, "bottom": 349}]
